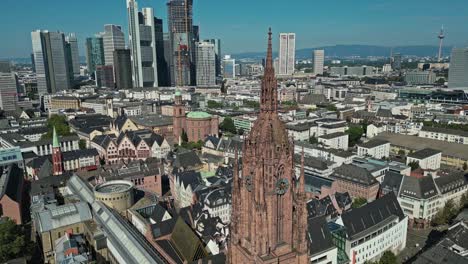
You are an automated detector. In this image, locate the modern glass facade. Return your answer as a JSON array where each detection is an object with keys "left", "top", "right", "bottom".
[
  {"left": 31, "top": 30, "right": 71, "bottom": 95},
  {"left": 85, "top": 35, "right": 105, "bottom": 75}
]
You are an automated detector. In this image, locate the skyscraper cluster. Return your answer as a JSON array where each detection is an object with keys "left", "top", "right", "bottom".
[
  {"left": 31, "top": 30, "right": 79, "bottom": 95},
  {"left": 30, "top": 0, "right": 223, "bottom": 93}
]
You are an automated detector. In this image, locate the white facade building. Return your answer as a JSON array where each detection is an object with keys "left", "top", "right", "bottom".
[
  {"left": 406, "top": 148, "right": 442, "bottom": 170},
  {"left": 313, "top": 49, "right": 325, "bottom": 75},
  {"left": 357, "top": 139, "right": 390, "bottom": 159},
  {"left": 318, "top": 132, "right": 349, "bottom": 150},
  {"left": 278, "top": 33, "right": 295, "bottom": 75},
  {"left": 334, "top": 194, "right": 408, "bottom": 264},
  {"left": 419, "top": 126, "right": 468, "bottom": 145},
  {"left": 195, "top": 41, "right": 216, "bottom": 87}
]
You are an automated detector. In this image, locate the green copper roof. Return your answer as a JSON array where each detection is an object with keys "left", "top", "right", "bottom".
[
  {"left": 175, "top": 90, "right": 181, "bottom": 96},
  {"left": 187, "top": 111, "right": 212, "bottom": 119},
  {"left": 52, "top": 126, "right": 60, "bottom": 148}
]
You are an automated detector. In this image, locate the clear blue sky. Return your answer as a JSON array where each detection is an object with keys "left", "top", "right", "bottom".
[{"left": 1, "top": 0, "right": 467, "bottom": 58}]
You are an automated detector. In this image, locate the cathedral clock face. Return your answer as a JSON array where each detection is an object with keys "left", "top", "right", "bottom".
[
  {"left": 245, "top": 175, "right": 253, "bottom": 192},
  {"left": 275, "top": 178, "right": 289, "bottom": 195}
]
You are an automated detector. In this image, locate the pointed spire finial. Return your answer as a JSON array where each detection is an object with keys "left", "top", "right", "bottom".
[{"left": 52, "top": 126, "right": 60, "bottom": 148}]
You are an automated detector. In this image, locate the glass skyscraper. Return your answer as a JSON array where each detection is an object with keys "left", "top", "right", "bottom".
[
  {"left": 31, "top": 30, "right": 71, "bottom": 95},
  {"left": 103, "top": 25, "right": 125, "bottom": 67},
  {"left": 127, "top": 0, "right": 158, "bottom": 88},
  {"left": 85, "top": 34, "right": 105, "bottom": 75}
]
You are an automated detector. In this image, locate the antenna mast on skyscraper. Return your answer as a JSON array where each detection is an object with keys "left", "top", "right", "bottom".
[{"left": 437, "top": 26, "right": 445, "bottom": 62}]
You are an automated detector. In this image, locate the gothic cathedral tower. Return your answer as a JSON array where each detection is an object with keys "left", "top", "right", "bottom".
[
  {"left": 229, "top": 29, "right": 309, "bottom": 264},
  {"left": 52, "top": 126, "right": 63, "bottom": 176}
]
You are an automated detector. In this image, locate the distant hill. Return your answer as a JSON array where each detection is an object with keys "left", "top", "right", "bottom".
[{"left": 233, "top": 45, "right": 454, "bottom": 60}]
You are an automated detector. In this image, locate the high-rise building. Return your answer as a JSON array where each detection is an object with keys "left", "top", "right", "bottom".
[
  {"left": 313, "top": 49, "right": 325, "bottom": 75},
  {"left": 127, "top": 0, "right": 158, "bottom": 88},
  {"left": 96, "top": 65, "right": 115, "bottom": 88},
  {"left": 228, "top": 29, "right": 309, "bottom": 263},
  {"left": 167, "top": 0, "right": 194, "bottom": 86},
  {"left": 154, "top": 18, "right": 170, "bottom": 86},
  {"left": 205, "top": 39, "right": 221, "bottom": 77},
  {"left": 0, "top": 61, "right": 18, "bottom": 111},
  {"left": 85, "top": 34, "right": 105, "bottom": 75},
  {"left": 222, "top": 55, "right": 235, "bottom": 79},
  {"left": 278, "top": 33, "right": 295, "bottom": 75},
  {"left": 391, "top": 53, "right": 402, "bottom": 71},
  {"left": 31, "top": 30, "right": 71, "bottom": 95},
  {"left": 103, "top": 25, "right": 125, "bottom": 67},
  {"left": 113, "top": 49, "right": 133, "bottom": 89},
  {"left": 448, "top": 47, "right": 468, "bottom": 90},
  {"left": 195, "top": 41, "right": 216, "bottom": 87},
  {"left": 65, "top": 33, "right": 80, "bottom": 79},
  {"left": 0, "top": 61, "right": 11, "bottom": 73}
]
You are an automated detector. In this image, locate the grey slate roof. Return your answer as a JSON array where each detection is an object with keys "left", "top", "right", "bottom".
[
  {"left": 381, "top": 171, "right": 403, "bottom": 196},
  {"left": 307, "top": 216, "right": 336, "bottom": 256},
  {"left": 414, "top": 244, "right": 468, "bottom": 264},
  {"left": 408, "top": 148, "right": 442, "bottom": 159},
  {"left": 0, "top": 164, "right": 23, "bottom": 203},
  {"left": 318, "top": 132, "right": 347, "bottom": 140},
  {"left": 173, "top": 150, "right": 202, "bottom": 169},
  {"left": 331, "top": 164, "right": 378, "bottom": 186},
  {"left": 357, "top": 139, "right": 389, "bottom": 149},
  {"left": 434, "top": 172, "right": 468, "bottom": 194},
  {"left": 399, "top": 176, "right": 438, "bottom": 200},
  {"left": 341, "top": 193, "right": 405, "bottom": 240}
]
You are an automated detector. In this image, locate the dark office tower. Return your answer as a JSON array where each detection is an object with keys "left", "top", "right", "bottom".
[
  {"left": 85, "top": 34, "right": 105, "bottom": 76},
  {"left": 154, "top": 17, "right": 169, "bottom": 86},
  {"left": 95, "top": 65, "right": 115, "bottom": 88},
  {"left": 205, "top": 39, "right": 221, "bottom": 77},
  {"left": 167, "top": 0, "right": 194, "bottom": 86},
  {"left": 113, "top": 49, "right": 133, "bottom": 89},
  {"left": 65, "top": 34, "right": 80, "bottom": 79},
  {"left": 31, "top": 53, "right": 36, "bottom": 72},
  {"left": 163, "top": 33, "right": 172, "bottom": 85},
  {"left": 31, "top": 30, "right": 71, "bottom": 95}
]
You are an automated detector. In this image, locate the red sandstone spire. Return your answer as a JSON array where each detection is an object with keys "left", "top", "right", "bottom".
[{"left": 261, "top": 28, "right": 278, "bottom": 113}]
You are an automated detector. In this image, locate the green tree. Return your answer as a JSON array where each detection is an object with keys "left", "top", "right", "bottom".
[
  {"left": 397, "top": 149, "right": 406, "bottom": 156},
  {"left": 463, "top": 162, "right": 467, "bottom": 171},
  {"left": 207, "top": 100, "right": 223, "bottom": 109},
  {"left": 352, "top": 197, "right": 367, "bottom": 208},
  {"left": 347, "top": 125, "right": 364, "bottom": 147},
  {"left": 0, "top": 219, "right": 27, "bottom": 262},
  {"left": 41, "top": 114, "right": 73, "bottom": 139},
  {"left": 326, "top": 104, "right": 337, "bottom": 112},
  {"left": 436, "top": 78, "right": 446, "bottom": 85},
  {"left": 432, "top": 199, "right": 458, "bottom": 226},
  {"left": 243, "top": 100, "right": 260, "bottom": 109},
  {"left": 79, "top": 139, "right": 87, "bottom": 150},
  {"left": 238, "top": 128, "right": 245, "bottom": 136},
  {"left": 220, "top": 117, "right": 237, "bottom": 134},
  {"left": 379, "top": 251, "right": 397, "bottom": 264},
  {"left": 181, "top": 129, "right": 188, "bottom": 143},
  {"left": 309, "top": 136, "right": 318, "bottom": 144},
  {"left": 408, "top": 161, "right": 420, "bottom": 171},
  {"left": 460, "top": 191, "right": 468, "bottom": 209}
]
